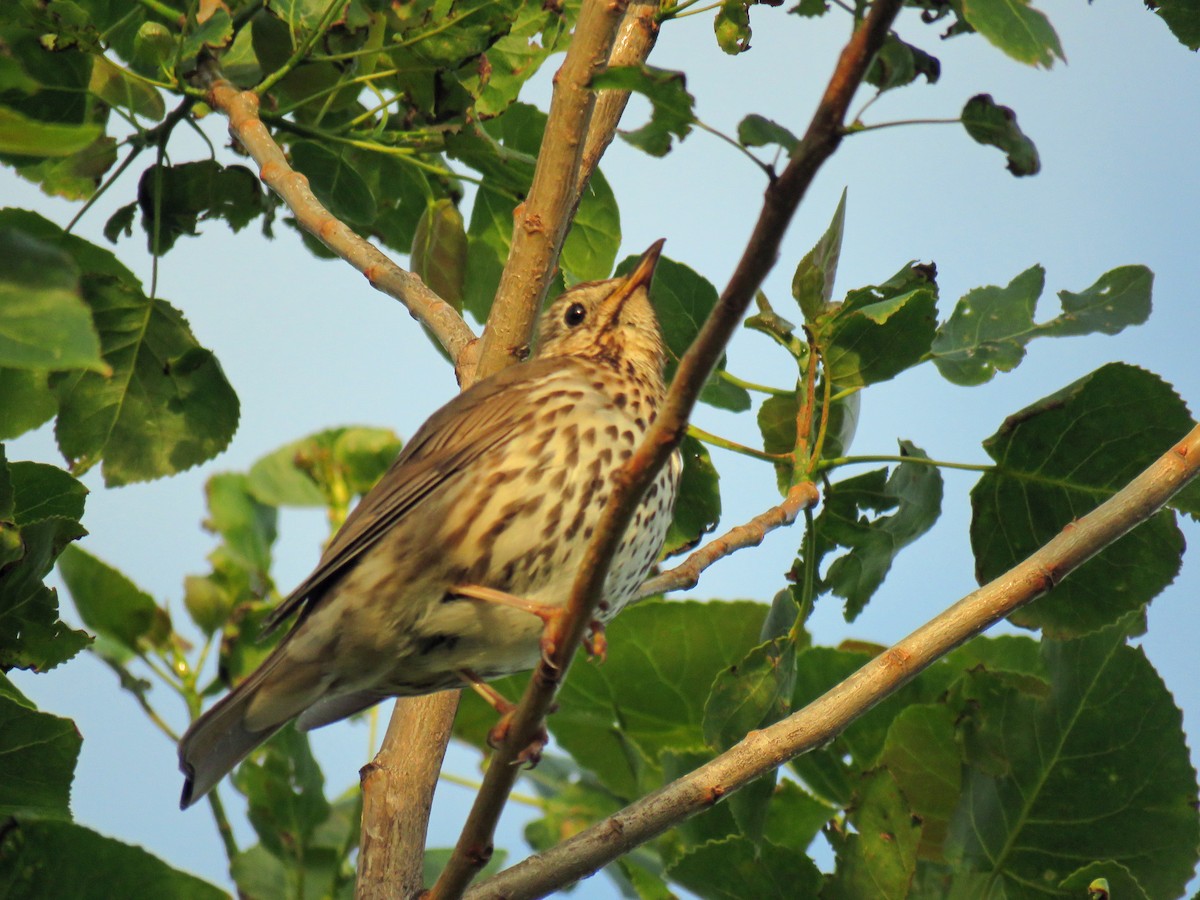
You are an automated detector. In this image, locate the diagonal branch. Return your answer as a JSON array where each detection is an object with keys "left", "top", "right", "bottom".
[
  {"left": 200, "top": 70, "right": 478, "bottom": 381},
  {"left": 430, "top": 2, "right": 905, "bottom": 897},
  {"left": 637, "top": 481, "right": 820, "bottom": 600},
  {"left": 471, "top": 423, "right": 1200, "bottom": 898},
  {"left": 471, "top": 0, "right": 631, "bottom": 381}
]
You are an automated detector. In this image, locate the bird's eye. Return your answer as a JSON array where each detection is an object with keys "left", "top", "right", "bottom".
[{"left": 564, "top": 302, "right": 587, "bottom": 327}]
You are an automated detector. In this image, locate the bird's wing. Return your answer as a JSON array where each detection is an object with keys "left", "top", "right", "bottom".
[{"left": 262, "top": 358, "right": 571, "bottom": 632}]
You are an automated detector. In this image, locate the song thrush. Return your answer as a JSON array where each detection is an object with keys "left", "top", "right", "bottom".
[{"left": 178, "top": 240, "right": 680, "bottom": 808}]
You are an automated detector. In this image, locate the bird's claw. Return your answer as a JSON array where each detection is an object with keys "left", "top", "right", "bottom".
[
  {"left": 583, "top": 619, "right": 607, "bottom": 662},
  {"left": 486, "top": 713, "right": 547, "bottom": 767}
]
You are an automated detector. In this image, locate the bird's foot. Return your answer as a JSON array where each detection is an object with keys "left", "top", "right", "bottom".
[
  {"left": 583, "top": 619, "right": 607, "bottom": 662},
  {"left": 462, "top": 669, "right": 552, "bottom": 765}
]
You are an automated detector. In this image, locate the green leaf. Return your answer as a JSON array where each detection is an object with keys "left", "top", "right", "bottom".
[
  {"left": 15, "top": 137, "right": 118, "bottom": 201},
  {"left": 552, "top": 599, "right": 768, "bottom": 797},
  {"left": 460, "top": 2, "right": 573, "bottom": 116},
  {"left": 136, "top": 161, "right": 268, "bottom": 254},
  {"left": 615, "top": 254, "right": 750, "bottom": 411},
  {"left": 813, "top": 264, "right": 938, "bottom": 388},
  {"left": 57, "top": 545, "right": 169, "bottom": 658},
  {"left": 788, "top": 645, "right": 959, "bottom": 806},
  {"left": 0, "top": 227, "right": 104, "bottom": 372},
  {"left": 411, "top": 199, "right": 467, "bottom": 311},
  {"left": 88, "top": 55, "right": 164, "bottom": 121},
  {"left": 179, "top": 6, "right": 232, "bottom": 64},
  {"left": 714, "top": 1, "right": 753, "bottom": 55},
  {"left": 961, "top": 93, "right": 1040, "bottom": 176},
  {"left": 0, "top": 819, "right": 227, "bottom": 899},
  {"left": 972, "top": 364, "right": 1193, "bottom": 637},
  {"left": 1147, "top": 0, "right": 1200, "bottom": 50},
  {"left": 736, "top": 114, "right": 799, "bottom": 154},
  {"left": 246, "top": 426, "right": 403, "bottom": 508},
  {"left": 792, "top": 189, "right": 846, "bottom": 322},
  {"left": 932, "top": 265, "right": 1151, "bottom": 385},
  {"left": 762, "top": 779, "right": 835, "bottom": 852},
  {"left": 54, "top": 278, "right": 240, "bottom": 486},
  {"left": 0, "top": 106, "right": 102, "bottom": 157},
  {"left": 946, "top": 624, "right": 1200, "bottom": 898},
  {"left": 289, "top": 141, "right": 378, "bottom": 227},
  {"left": 0, "top": 369, "right": 56, "bottom": 440},
  {"left": 183, "top": 574, "right": 235, "bottom": 637},
  {"left": 802, "top": 441, "right": 943, "bottom": 620},
  {"left": 462, "top": 184, "right": 517, "bottom": 322},
  {"left": 879, "top": 704, "right": 961, "bottom": 860},
  {"left": 823, "top": 769, "right": 921, "bottom": 899},
  {"left": 7, "top": 460, "right": 87, "bottom": 526},
  {"left": 662, "top": 435, "right": 720, "bottom": 557},
  {"left": 590, "top": 65, "right": 696, "bottom": 157},
  {"left": 667, "top": 835, "right": 822, "bottom": 899},
  {"left": 864, "top": 35, "right": 941, "bottom": 92},
  {"left": 703, "top": 634, "right": 797, "bottom": 841},
  {"left": 0, "top": 688, "right": 80, "bottom": 819},
  {"left": 204, "top": 473, "right": 278, "bottom": 577},
  {"left": 234, "top": 726, "right": 331, "bottom": 862},
  {"left": 960, "top": 0, "right": 1065, "bottom": 67},
  {"left": 561, "top": 169, "right": 621, "bottom": 283},
  {"left": 0, "top": 454, "right": 90, "bottom": 673}
]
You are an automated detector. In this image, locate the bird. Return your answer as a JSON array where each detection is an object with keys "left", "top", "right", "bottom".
[{"left": 178, "top": 240, "right": 681, "bottom": 808}]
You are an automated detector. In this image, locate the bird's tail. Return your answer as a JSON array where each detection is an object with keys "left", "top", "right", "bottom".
[{"left": 177, "top": 641, "right": 321, "bottom": 809}]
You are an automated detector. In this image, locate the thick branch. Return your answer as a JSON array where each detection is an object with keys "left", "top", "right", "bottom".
[
  {"left": 472, "top": 0, "right": 628, "bottom": 381},
  {"left": 431, "top": 3, "right": 903, "bottom": 897},
  {"left": 637, "top": 481, "right": 819, "bottom": 600},
  {"left": 472, "top": 424, "right": 1200, "bottom": 898},
  {"left": 356, "top": 694, "right": 458, "bottom": 899},
  {"left": 201, "top": 73, "right": 477, "bottom": 380}
]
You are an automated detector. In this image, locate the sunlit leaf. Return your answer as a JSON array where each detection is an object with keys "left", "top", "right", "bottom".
[{"left": 971, "top": 363, "right": 1192, "bottom": 636}]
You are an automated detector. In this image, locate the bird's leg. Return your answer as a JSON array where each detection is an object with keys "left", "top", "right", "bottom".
[
  {"left": 450, "top": 584, "right": 608, "bottom": 663},
  {"left": 459, "top": 669, "right": 546, "bottom": 765}
]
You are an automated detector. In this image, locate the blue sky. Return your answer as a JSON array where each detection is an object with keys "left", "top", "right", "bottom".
[{"left": 7, "top": 3, "right": 1199, "bottom": 895}]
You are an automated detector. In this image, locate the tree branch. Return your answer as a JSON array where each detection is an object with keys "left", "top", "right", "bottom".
[
  {"left": 637, "top": 481, "right": 820, "bottom": 600},
  {"left": 430, "top": 2, "right": 903, "bottom": 896},
  {"left": 470, "top": 423, "right": 1200, "bottom": 898},
  {"left": 200, "top": 71, "right": 478, "bottom": 381},
  {"left": 471, "top": 0, "right": 629, "bottom": 381}
]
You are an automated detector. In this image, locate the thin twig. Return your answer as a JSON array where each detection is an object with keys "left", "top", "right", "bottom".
[
  {"left": 471, "top": 423, "right": 1200, "bottom": 898},
  {"left": 198, "top": 68, "right": 478, "bottom": 377},
  {"left": 433, "top": 2, "right": 904, "bottom": 897},
  {"left": 637, "top": 482, "right": 819, "bottom": 599}
]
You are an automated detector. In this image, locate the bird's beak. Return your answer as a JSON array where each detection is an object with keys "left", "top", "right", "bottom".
[{"left": 602, "top": 238, "right": 665, "bottom": 314}]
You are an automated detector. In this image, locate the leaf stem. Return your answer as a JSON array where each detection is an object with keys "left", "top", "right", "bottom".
[
  {"left": 438, "top": 771, "right": 546, "bottom": 810},
  {"left": 695, "top": 119, "right": 773, "bottom": 178},
  {"left": 688, "top": 424, "right": 782, "bottom": 463},
  {"left": 207, "top": 789, "right": 240, "bottom": 862},
  {"left": 716, "top": 368, "right": 789, "bottom": 396},
  {"left": 849, "top": 117, "right": 960, "bottom": 135},
  {"left": 819, "top": 453, "right": 992, "bottom": 474}
]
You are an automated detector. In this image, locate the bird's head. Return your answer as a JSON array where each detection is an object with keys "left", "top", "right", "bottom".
[{"left": 537, "top": 239, "right": 668, "bottom": 385}]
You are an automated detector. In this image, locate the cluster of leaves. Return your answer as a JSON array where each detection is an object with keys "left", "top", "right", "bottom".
[{"left": 2, "top": 0, "right": 1200, "bottom": 898}]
